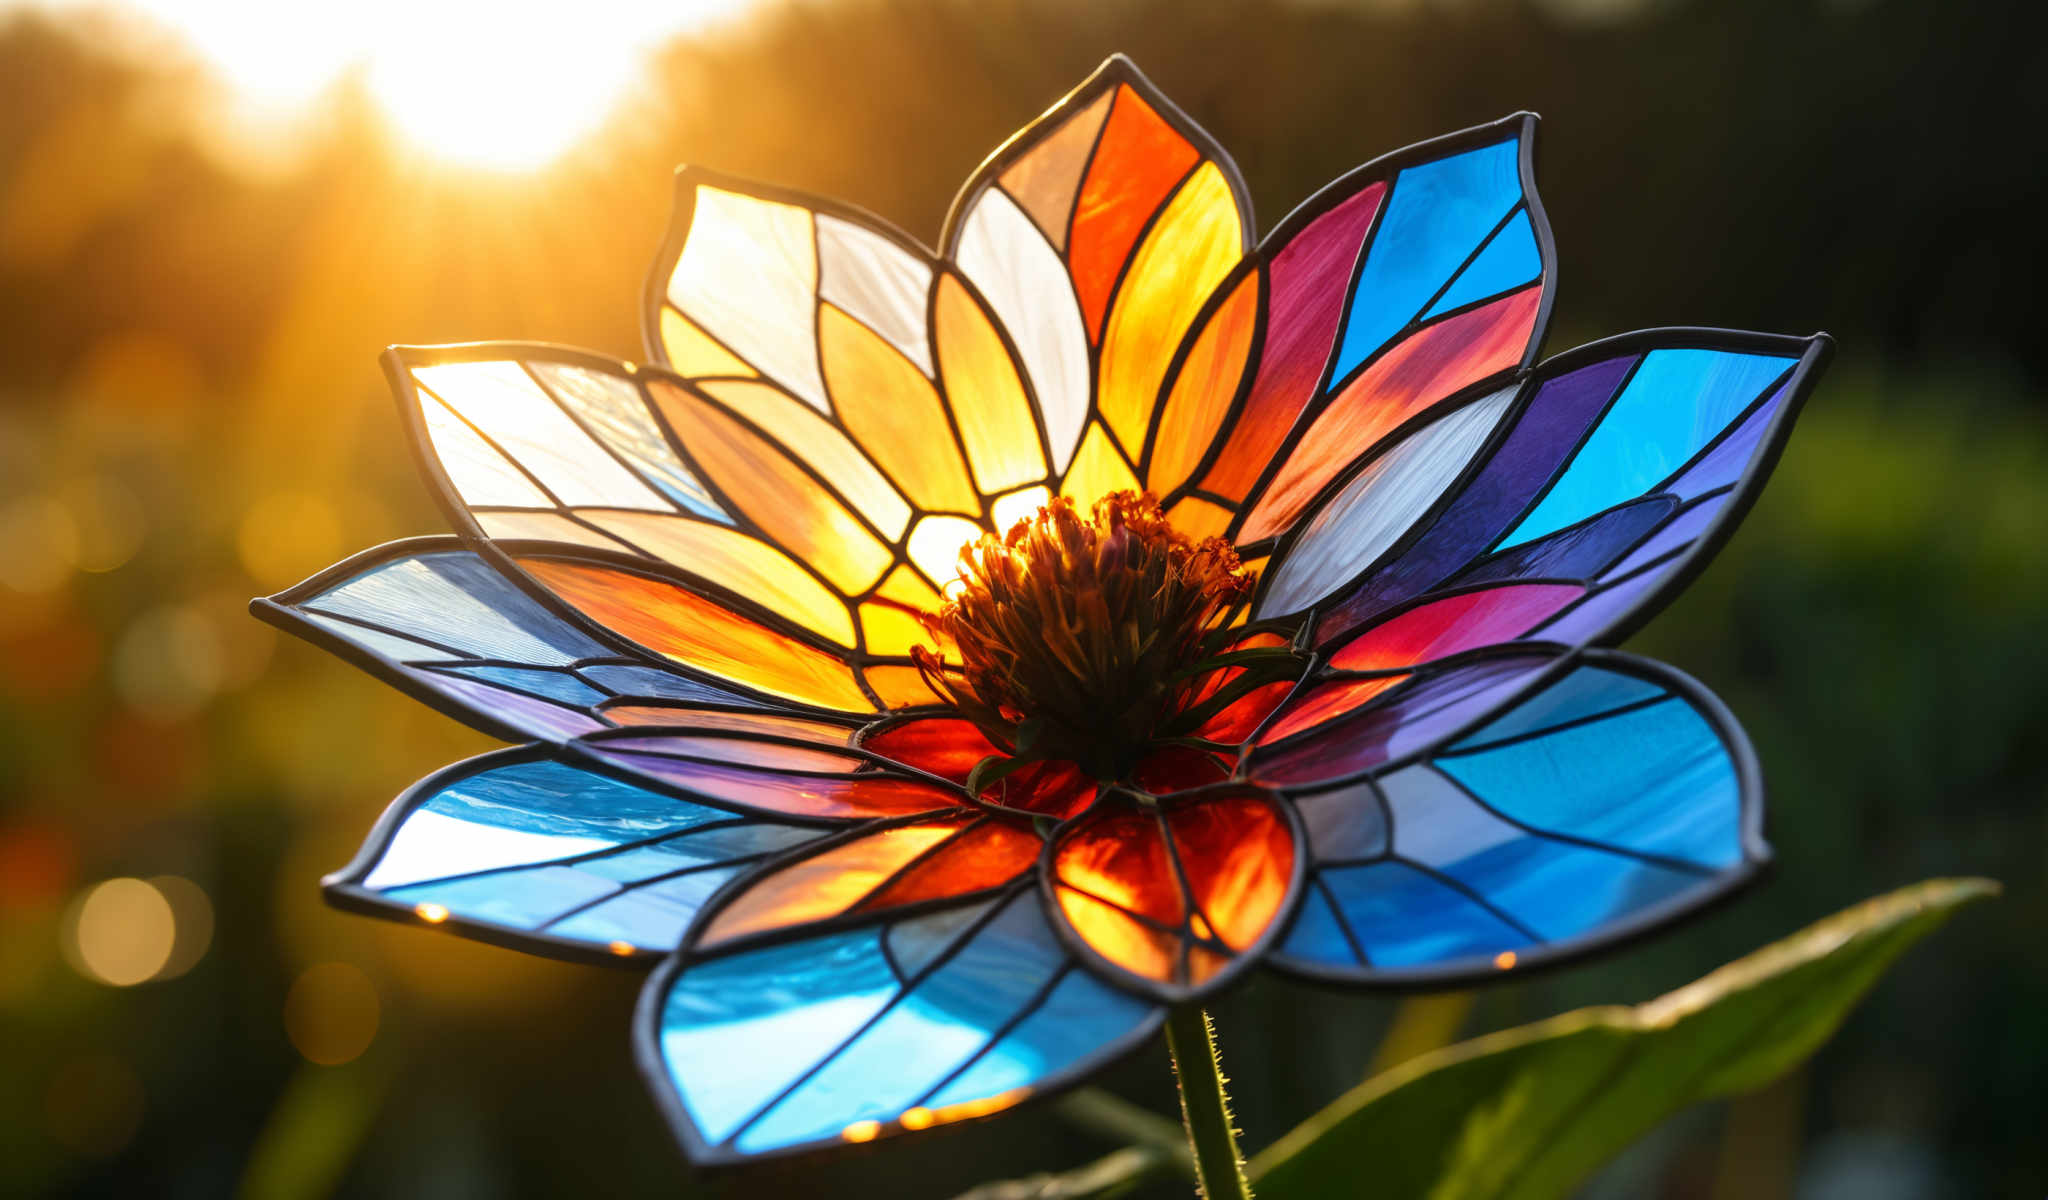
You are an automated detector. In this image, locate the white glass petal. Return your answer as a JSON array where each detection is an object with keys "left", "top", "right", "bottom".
[
  {"left": 817, "top": 214, "right": 934, "bottom": 376},
  {"left": 667, "top": 186, "right": 830, "bottom": 411},
  {"left": 1258, "top": 387, "right": 1515, "bottom": 618},
  {"left": 955, "top": 189, "right": 1090, "bottom": 473},
  {"left": 418, "top": 390, "right": 551, "bottom": 507},
  {"left": 414, "top": 362, "right": 667, "bottom": 510}
]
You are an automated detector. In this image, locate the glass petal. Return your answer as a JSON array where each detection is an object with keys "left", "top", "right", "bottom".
[
  {"left": 817, "top": 212, "right": 935, "bottom": 374},
  {"left": 935, "top": 273, "right": 1047, "bottom": 494},
  {"left": 1257, "top": 385, "right": 1515, "bottom": 616},
  {"left": 1265, "top": 651, "right": 1764, "bottom": 984},
  {"left": 1148, "top": 270, "right": 1258, "bottom": 496},
  {"left": 647, "top": 378, "right": 893, "bottom": 595},
  {"left": 326, "top": 748, "right": 832, "bottom": 959},
  {"left": 1313, "top": 332, "right": 1830, "bottom": 650},
  {"left": 1239, "top": 286, "right": 1541, "bottom": 544},
  {"left": 697, "top": 813, "right": 1038, "bottom": 948},
  {"left": 820, "top": 304, "right": 980, "bottom": 514},
  {"left": 662, "top": 184, "right": 828, "bottom": 409},
  {"left": 255, "top": 541, "right": 809, "bottom": 745},
  {"left": 642, "top": 886, "right": 1162, "bottom": 1160},
  {"left": 518, "top": 556, "right": 877, "bottom": 711},
  {"left": 1048, "top": 789, "right": 1296, "bottom": 998},
  {"left": 1097, "top": 161, "right": 1243, "bottom": 458}
]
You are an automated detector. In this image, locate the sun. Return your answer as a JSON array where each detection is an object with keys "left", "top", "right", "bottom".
[
  {"left": 14, "top": 0, "right": 757, "bottom": 172},
  {"left": 362, "top": 17, "right": 645, "bottom": 171}
]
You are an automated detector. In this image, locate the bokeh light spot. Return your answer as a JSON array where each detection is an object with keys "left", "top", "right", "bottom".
[
  {"left": 150, "top": 874, "right": 214, "bottom": 980},
  {"left": 284, "top": 961, "right": 381, "bottom": 1066},
  {"left": 63, "top": 876, "right": 175, "bottom": 986}
]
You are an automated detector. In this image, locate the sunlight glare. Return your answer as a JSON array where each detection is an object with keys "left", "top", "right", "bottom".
[{"left": 8, "top": 0, "right": 762, "bottom": 171}]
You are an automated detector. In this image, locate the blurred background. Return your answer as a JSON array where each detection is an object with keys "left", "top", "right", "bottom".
[{"left": 0, "top": 0, "right": 2042, "bottom": 1196}]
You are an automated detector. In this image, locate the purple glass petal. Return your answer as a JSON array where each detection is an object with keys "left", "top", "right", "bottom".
[
  {"left": 1601, "top": 501, "right": 1724, "bottom": 582},
  {"left": 1668, "top": 384, "right": 1788, "bottom": 500},
  {"left": 1449, "top": 494, "right": 1677, "bottom": 588},
  {"left": 1251, "top": 654, "right": 1553, "bottom": 786}
]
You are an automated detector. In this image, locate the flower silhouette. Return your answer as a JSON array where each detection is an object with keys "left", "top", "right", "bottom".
[{"left": 257, "top": 55, "right": 1829, "bottom": 1162}]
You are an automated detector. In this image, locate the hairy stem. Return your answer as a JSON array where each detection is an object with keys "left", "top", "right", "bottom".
[{"left": 1163, "top": 1006, "right": 1253, "bottom": 1200}]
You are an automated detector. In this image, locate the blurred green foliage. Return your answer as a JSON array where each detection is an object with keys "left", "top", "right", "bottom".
[{"left": 0, "top": 0, "right": 2042, "bottom": 1197}]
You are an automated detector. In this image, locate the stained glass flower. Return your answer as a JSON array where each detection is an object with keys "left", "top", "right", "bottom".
[{"left": 257, "top": 56, "right": 1829, "bottom": 1163}]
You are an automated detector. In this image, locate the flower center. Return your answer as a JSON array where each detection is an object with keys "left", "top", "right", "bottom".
[{"left": 913, "top": 491, "right": 1267, "bottom": 783}]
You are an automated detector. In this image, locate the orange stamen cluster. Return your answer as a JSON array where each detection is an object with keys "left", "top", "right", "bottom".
[{"left": 914, "top": 491, "right": 1254, "bottom": 782}]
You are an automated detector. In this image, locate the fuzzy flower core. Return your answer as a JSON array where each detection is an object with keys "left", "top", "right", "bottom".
[{"left": 913, "top": 491, "right": 1266, "bottom": 783}]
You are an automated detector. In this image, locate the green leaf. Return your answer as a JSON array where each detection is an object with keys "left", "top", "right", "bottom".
[
  {"left": 964, "top": 753, "right": 1031, "bottom": 799},
  {"left": 1250, "top": 877, "right": 1999, "bottom": 1200}
]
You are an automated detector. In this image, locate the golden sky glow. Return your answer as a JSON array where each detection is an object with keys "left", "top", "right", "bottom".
[{"left": 4, "top": 1, "right": 760, "bottom": 170}]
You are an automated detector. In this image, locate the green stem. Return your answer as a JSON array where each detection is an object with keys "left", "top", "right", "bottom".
[{"left": 1163, "top": 1005, "right": 1253, "bottom": 1200}]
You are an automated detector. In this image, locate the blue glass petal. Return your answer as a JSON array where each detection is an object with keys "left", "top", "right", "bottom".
[
  {"left": 1437, "top": 675, "right": 1742, "bottom": 868},
  {"left": 1267, "top": 653, "right": 1763, "bottom": 983},
  {"left": 1380, "top": 765, "right": 1704, "bottom": 941},
  {"left": 307, "top": 550, "right": 605, "bottom": 664},
  {"left": 1422, "top": 207, "right": 1540, "bottom": 320},
  {"left": 1333, "top": 135, "right": 1523, "bottom": 381},
  {"left": 1500, "top": 349, "right": 1794, "bottom": 548},
  {"left": 1451, "top": 495, "right": 1676, "bottom": 588},
  {"left": 1315, "top": 860, "right": 1530, "bottom": 967},
  {"left": 646, "top": 887, "right": 1164, "bottom": 1160},
  {"left": 440, "top": 665, "right": 608, "bottom": 706},
  {"left": 339, "top": 752, "right": 826, "bottom": 955},
  {"left": 575, "top": 663, "right": 767, "bottom": 707}
]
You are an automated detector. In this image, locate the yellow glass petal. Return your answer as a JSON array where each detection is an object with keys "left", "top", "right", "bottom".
[
  {"left": 696, "top": 378, "right": 911, "bottom": 540},
  {"left": 582, "top": 511, "right": 855, "bottom": 647},
  {"left": 935, "top": 274, "right": 1046, "bottom": 494},
  {"left": 647, "top": 379, "right": 891, "bottom": 595},
  {"left": 1096, "top": 163, "right": 1246, "bottom": 459},
  {"left": 859, "top": 600, "right": 935, "bottom": 657},
  {"left": 874, "top": 563, "right": 944, "bottom": 612},
  {"left": 989, "top": 485, "right": 1052, "bottom": 535},
  {"left": 658, "top": 307, "right": 755, "bottom": 379},
  {"left": 819, "top": 304, "right": 979, "bottom": 514},
  {"left": 1164, "top": 496, "right": 1232, "bottom": 541},
  {"left": 906, "top": 514, "right": 987, "bottom": 590},
  {"left": 475, "top": 510, "right": 634, "bottom": 553},
  {"left": 1148, "top": 270, "right": 1258, "bottom": 494},
  {"left": 997, "top": 87, "right": 1113, "bottom": 252},
  {"left": 864, "top": 663, "right": 949, "bottom": 709},
  {"left": 519, "top": 557, "right": 875, "bottom": 711},
  {"left": 1059, "top": 423, "right": 1141, "bottom": 512}
]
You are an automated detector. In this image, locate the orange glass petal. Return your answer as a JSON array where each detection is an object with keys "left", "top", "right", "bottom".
[
  {"left": 863, "top": 717, "right": 1002, "bottom": 784},
  {"left": 859, "top": 818, "right": 1042, "bottom": 910},
  {"left": 1068, "top": 85, "right": 1200, "bottom": 340},
  {"left": 997, "top": 87, "right": 1113, "bottom": 251},
  {"left": 647, "top": 379, "right": 891, "bottom": 594},
  {"left": 519, "top": 556, "right": 876, "bottom": 711},
  {"left": 1259, "top": 674, "right": 1408, "bottom": 744},
  {"left": 694, "top": 378, "right": 912, "bottom": 540},
  {"left": 1148, "top": 271, "right": 1258, "bottom": 495},
  {"left": 583, "top": 511, "right": 856, "bottom": 646},
  {"left": 699, "top": 816, "right": 972, "bottom": 946},
  {"left": 1161, "top": 792, "right": 1293, "bottom": 951}
]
